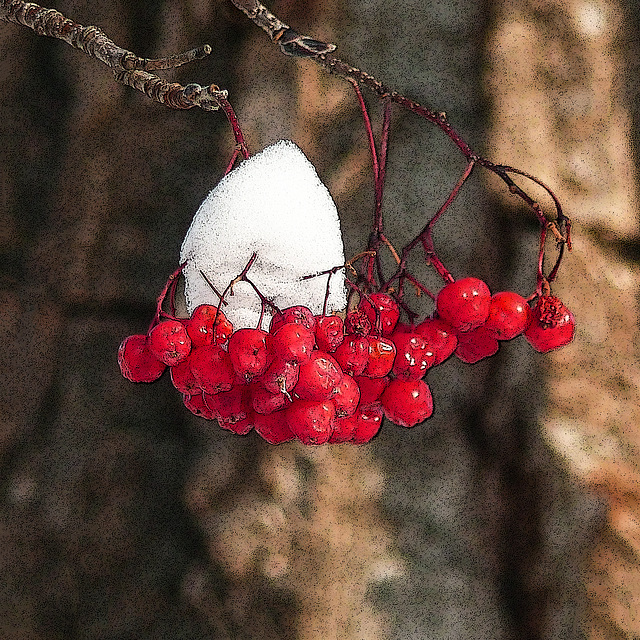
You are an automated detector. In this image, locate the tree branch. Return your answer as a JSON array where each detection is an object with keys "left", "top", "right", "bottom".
[{"left": 0, "top": 0, "right": 227, "bottom": 111}]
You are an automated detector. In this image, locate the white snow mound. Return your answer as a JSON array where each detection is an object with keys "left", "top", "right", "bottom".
[{"left": 180, "top": 140, "right": 347, "bottom": 330}]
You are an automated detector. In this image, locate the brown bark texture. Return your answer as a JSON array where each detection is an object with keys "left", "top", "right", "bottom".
[{"left": 0, "top": 0, "right": 636, "bottom": 638}]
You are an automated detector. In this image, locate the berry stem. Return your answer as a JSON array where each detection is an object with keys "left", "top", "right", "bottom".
[
  {"left": 148, "top": 261, "right": 187, "bottom": 333},
  {"left": 218, "top": 96, "right": 250, "bottom": 174}
]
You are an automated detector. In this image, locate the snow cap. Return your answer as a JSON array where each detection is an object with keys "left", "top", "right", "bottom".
[{"left": 180, "top": 140, "right": 347, "bottom": 329}]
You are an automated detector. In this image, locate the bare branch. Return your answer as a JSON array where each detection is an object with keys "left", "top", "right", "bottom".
[{"left": 0, "top": 0, "right": 227, "bottom": 111}]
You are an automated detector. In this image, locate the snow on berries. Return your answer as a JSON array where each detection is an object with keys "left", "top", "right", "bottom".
[
  {"left": 117, "top": 138, "right": 575, "bottom": 446},
  {"left": 179, "top": 140, "right": 346, "bottom": 330}
]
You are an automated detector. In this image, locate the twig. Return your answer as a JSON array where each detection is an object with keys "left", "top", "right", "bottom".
[{"left": 0, "top": 0, "right": 227, "bottom": 111}]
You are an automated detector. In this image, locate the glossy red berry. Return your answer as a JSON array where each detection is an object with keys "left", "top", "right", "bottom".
[
  {"left": 414, "top": 317, "right": 458, "bottom": 365},
  {"left": 380, "top": 378, "right": 433, "bottom": 428},
  {"left": 228, "top": 328, "right": 270, "bottom": 382},
  {"left": 359, "top": 293, "right": 400, "bottom": 336},
  {"left": 183, "top": 392, "right": 218, "bottom": 420},
  {"left": 333, "top": 335, "right": 369, "bottom": 376},
  {"left": 268, "top": 323, "right": 315, "bottom": 364},
  {"left": 251, "top": 384, "right": 288, "bottom": 415},
  {"left": 330, "top": 401, "right": 384, "bottom": 444},
  {"left": 254, "top": 410, "right": 296, "bottom": 444},
  {"left": 314, "top": 315, "right": 345, "bottom": 353},
  {"left": 169, "top": 357, "right": 202, "bottom": 395},
  {"left": 354, "top": 375, "right": 389, "bottom": 404},
  {"left": 189, "top": 345, "right": 235, "bottom": 394},
  {"left": 436, "top": 277, "right": 491, "bottom": 332},
  {"left": 454, "top": 326, "right": 499, "bottom": 364},
  {"left": 148, "top": 319, "right": 192, "bottom": 366},
  {"left": 118, "top": 334, "right": 166, "bottom": 382},
  {"left": 286, "top": 399, "right": 336, "bottom": 445},
  {"left": 483, "top": 291, "right": 532, "bottom": 340},
  {"left": 270, "top": 305, "right": 316, "bottom": 334},
  {"left": 363, "top": 336, "right": 396, "bottom": 378},
  {"left": 524, "top": 295, "right": 575, "bottom": 352},
  {"left": 259, "top": 358, "right": 299, "bottom": 396},
  {"left": 332, "top": 374, "right": 361, "bottom": 418},
  {"left": 204, "top": 387, "right": 253, "bottom": 434},
  {"left": 295, "top": 351, "right": 343, "bottom": 401},
  {"left": 185, "top": 304, "right": 233, "bottom": 347},
  {"left": 391, "top": 332, "right": 435, "bottom": 380}
]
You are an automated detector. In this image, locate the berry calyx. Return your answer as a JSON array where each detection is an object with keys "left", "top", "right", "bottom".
[
  {"left": 118, "top": 334, "right": 166, "bottom": 383},
  {"left": 524, "top": 295, "right": 575, "bottom": 352},
  {"left": 436, "top": 277, "right": 491, "bottom": 332},
  {"left": 483, "top": 291, "right": 532, "bottom": 340},
  {"left": 380, "top": 378, "right": 433, "bottom": 428},
  {"left": 148, "top": 319, "right": 192, "bottom": 366}
]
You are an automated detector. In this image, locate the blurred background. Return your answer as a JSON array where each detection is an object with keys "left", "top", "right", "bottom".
[{"left": 1, "top": 0, "right": 638, "bottom": 638}]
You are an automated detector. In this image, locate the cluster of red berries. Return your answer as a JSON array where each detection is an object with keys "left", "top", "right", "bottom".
[{"left": 118, "top": 277, "right": 574, "bottom": 445}]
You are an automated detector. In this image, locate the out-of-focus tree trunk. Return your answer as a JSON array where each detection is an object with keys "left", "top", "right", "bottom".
[
  {"left": 486, "top": 1, "right": 640, "bottom": 638},
  {"left": 1, "top": 0, "right": 633, "bottom": 638}
]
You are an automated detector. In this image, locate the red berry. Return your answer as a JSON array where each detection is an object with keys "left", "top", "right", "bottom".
[
  {"left": 359, "top": 293, "right": 400, "bottom": 336},
  {"left": 185, "top": 304, "right": 233, "bottom": 347},
  {"left": 295, "top": 351, "right": 343, "bottom": 401},
  {"left": 118, "top": 334, "right": 166, "bottom": 382},
  {"left": 454, "top": 326, "right": 499, "bottom": 363},
  {"left": 183, "top": 392, "right": 218, "bottom": 420},
  {"left": 333, "top": 335, "right": 369, "bottom": 376},
  {"left": 228, "top": 328, "right": 270, "bottom": 382},
  {"left": 390, "top": 332, "right": 435, "bottom": 380},
  {"left": 251, "top": 384, "right": 288, "bottom": 415},
  {"left": 268, "top": 323, "right": 315, "bottom": 364},
  {"left": 189, "top": 345, "right": 235, "bottom": 394},
  {"left": 254, "top": 410, "right": 296, "bottom": 444},
  {"left": 314, "top": 315, "right": 345, "bottom": 352},
  {"left": 204, "top": 387, "right": 253, "bottom": 434},
  {"left": 270, "top": 306, "right": 316, "bottom": 334},
  {"left": 330, "top": 401, "right": 384, "bottom": 444},
  {"left": 414, "top": 317, "right": 458, "bottom": 365},
  {"left": 363, "top": 336, "right": 396, "bottom": 378},
  {"left": 380, "top": 378, "right": 433, "bottom": 428},
  {"left": 524, "top": 296, "right": 575, "bottom": 352},
  {"left": 148, "top": 319, "right": 192, "bottom": 366},
  {"left": 286, "top": 399, "right": 337, "bottom": 445},
  {"left": 259, "top": 358, "right": 299, "bottom": 396},
  {"left": 170, "top": 357, "right": 202, "bottom": 395},
  {"left": 436, "top": 277, "right": 491, "bottom": 332},
  {"left": 332, "top": 374, "right": 361, "bottom": 418},
  {"left": 354, "top": 375, "right": 389, "bottom": 404},
  {"left": 483, "top": 291, "right": 532, "bottom": 340}
]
